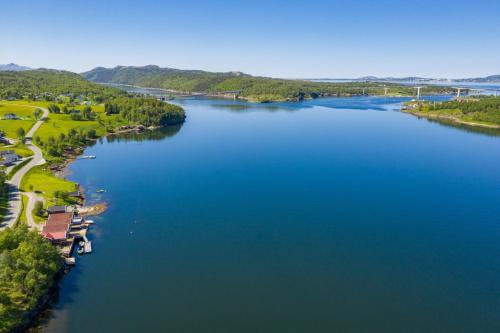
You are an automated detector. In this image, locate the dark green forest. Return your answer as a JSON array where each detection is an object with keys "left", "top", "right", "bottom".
[
  {"left": 0, "top": 225, "right": 62, "bottom": 332},
  {"left": 105, "top": 97, "right": 185, "bottom": 127}
]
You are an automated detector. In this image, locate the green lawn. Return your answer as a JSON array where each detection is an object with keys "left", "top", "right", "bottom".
[
  {"left": 20, "top": 165, "right": 77, "bottom": 207},
  {"left": 0, "top": 119, "right": 35, "bottom": 138},
  {"left": 36, "top": 114, "right": 104, "bottom": 141},
  {"left": 36, "top": 104, "right": 123, "bottom": 142},
  {"left": 0, "top": 103, "right": 38, "bottom": 118}
]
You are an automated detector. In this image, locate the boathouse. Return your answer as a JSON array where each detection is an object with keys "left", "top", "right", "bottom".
[{"left": 41, "top": 211, "right": 73, "bottom": 244}]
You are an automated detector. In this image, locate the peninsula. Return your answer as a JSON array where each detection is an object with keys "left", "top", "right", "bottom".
[{"left": 403, "top": 95, "right": 500, "bottom": 129}]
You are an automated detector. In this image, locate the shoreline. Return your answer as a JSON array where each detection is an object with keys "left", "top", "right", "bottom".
[
  {"left": 19, "top": 122, "right": 180, "bottom": 332},
  {"left": 401, "top": 109, "right": 500, "bottom": 130},
  {"left": 102, "top": 82, "right": 452, "bottom": 103}
]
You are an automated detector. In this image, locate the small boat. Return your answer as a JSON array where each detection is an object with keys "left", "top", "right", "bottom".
[
  {"left": 96, "top": 189, "right": 105, "bottom": 193},
  {"left": 65, "top": 257, "right": 76, "bottom": 265},
  {"left": 79, "top": 241, "right": 85, "bottom": 247},
  {"left": 85, "top": 219, "right": 94, "bottom": 225},
  {"left": 77, "top": 247, "right": 84, "bottom": 255}
]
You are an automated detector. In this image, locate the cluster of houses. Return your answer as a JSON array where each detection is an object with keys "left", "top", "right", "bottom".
[{"left": 0, "top": 150, "right": 20, "bottom": 166}]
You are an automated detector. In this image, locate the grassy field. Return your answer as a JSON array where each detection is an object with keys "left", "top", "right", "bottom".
[
  {"left": 0, "top": 119, "right": 35, "bottom": 138},
  {"left": 37, "top": 113, "right": 105, "bottom": 141},
  {"left": 0, "top": 101, "right": 46, "bottom": 138},
  {"left": 0, "top": 103, "right": 38, "bottom": 118},
  {"left": 20, "top": 165, "right": 77, "bottom": 207},
  {"left": 0, "top": 100, "right": 123, "bottom": 142}
]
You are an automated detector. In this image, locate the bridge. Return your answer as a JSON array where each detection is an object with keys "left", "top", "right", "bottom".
[{"left": 409, "top": 86, "right": 499, "bottom": 100}]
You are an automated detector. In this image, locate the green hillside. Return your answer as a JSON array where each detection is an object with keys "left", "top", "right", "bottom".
[{"left": 82, "top": 65, "right": 453, "bottom": 102}]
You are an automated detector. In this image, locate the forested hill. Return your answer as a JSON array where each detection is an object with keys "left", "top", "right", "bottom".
[
  {"left": 0, "top": 69, "right": 126, "bottom": 100},
  {"left": 0, "top": 69, "right": 186, "bottom": 128},
  {"left": 82, "top": 65, "right": 452, "bottom": 102}
]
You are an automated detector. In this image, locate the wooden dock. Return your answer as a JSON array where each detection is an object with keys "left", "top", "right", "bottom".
[{"left": 61, "top": 227, "right": 92, "bottom": 258}]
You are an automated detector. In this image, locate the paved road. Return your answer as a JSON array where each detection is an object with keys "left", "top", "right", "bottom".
[{"left": 0, "top": 106, "right": 48, "bottom": 230}]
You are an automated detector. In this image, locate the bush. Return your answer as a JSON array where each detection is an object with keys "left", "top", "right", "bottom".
[{"left": 33, "top": 200, "right": 44, "bottom": 217}]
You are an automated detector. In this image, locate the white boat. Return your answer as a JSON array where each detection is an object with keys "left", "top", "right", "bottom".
[
  {"left": 65, "top": 257, "right": 76, "bottom": 265},
  {"left": 85, "top": 219, "right": 94, "bottom": 224},
  {"left": 77, "top": 247, "right": 84, "bottom": 255},
  {"left": 72, "top": 216, "right": 84, "bottom": 224},
  {"left": 79, "top": 241, "right": 85, "bottom": 247}
]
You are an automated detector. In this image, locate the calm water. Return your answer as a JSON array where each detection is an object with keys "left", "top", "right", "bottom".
[{"left": 42, "top": 96, "right": 500, "bottom": 333}]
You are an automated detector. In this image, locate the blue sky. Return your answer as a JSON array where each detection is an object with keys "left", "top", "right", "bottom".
[{"left": 1, "top": 0, "right": 499, "bottom": 78}]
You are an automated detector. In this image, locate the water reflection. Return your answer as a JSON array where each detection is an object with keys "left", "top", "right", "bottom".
[
  {"left": 106, "top": 123, "right": 184, "bottom": 143},
  {"left": 418, "top": 117, "right": 500, "bottom": 137}
]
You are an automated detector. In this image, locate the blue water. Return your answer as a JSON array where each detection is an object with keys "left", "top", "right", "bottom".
[{"left": 42, "top": 96, "right": 500, "bottom": 332}]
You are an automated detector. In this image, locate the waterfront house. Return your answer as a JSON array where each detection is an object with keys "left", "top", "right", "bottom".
[
  {"left": 41, "top": 212, "right": 73, "bottom": 244},
  {"left": 3, "top": 113, "right": 19, "bottom": 120},
  {"left": 47, "top": 205, "right": 67, "bottom": 214}
]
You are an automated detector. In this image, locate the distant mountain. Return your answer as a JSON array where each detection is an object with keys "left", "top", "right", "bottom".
[
  {"left": 358, "top": 76, "right": 444, "bottom": 82},
  {"left": 456, "top": 75, "right": 500, "bottom": 83},
  {"left": 357, "top": 75, "right": 500, "bottom": 83},
  {"left": 0, "top": 63, "right": 31, "bottom": 71}
]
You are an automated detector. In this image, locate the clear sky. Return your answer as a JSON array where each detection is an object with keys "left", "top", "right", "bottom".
[{"left": 1, "top": 0, "right": 499, "bottom": 78}]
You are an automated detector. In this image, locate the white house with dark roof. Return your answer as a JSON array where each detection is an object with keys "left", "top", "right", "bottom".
[
  {"left": 0, "top": 150, "right": 20, "bottom": 166},
  {"left": 3, "top": 113, "right": 19, "bottom": 120}
]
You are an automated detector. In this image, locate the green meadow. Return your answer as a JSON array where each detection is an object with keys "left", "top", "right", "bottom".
[{"left": 20, "top": 165, "right": 77, "bottom": 207}]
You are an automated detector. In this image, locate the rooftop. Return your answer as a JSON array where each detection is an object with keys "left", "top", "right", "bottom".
[{"left": 47, "top": 205, "right": 67, "bottom": 213}]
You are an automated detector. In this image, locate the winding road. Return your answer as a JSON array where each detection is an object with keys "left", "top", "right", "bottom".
[{"left": 0, "top": 106, "right": 48, "bottom": 230}]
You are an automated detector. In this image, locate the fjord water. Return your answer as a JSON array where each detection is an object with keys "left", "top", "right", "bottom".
[{"left": 43, "top": 97, "right": 500, "bottom": 332}]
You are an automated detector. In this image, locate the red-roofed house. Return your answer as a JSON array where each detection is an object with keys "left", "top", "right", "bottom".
[{"left": 41, "top": 212, "right": 73, "bottom": 244}]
